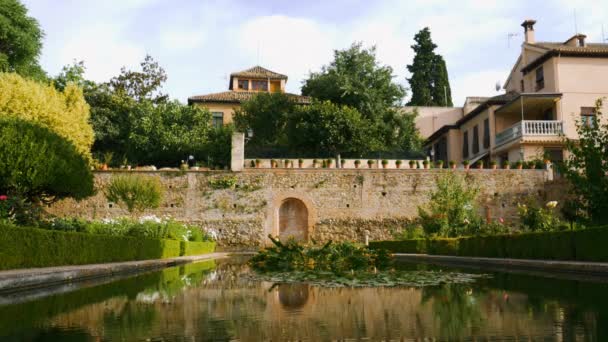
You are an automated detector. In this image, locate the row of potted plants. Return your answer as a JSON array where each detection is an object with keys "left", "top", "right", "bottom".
[{"left": 249, "top": 158, "right": 549, "bottom": 170}]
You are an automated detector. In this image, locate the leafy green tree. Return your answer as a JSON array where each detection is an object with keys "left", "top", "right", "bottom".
[
  {"left": 0, "top": 72, "right": 94, "bottom": 158},
  {"left": 561, "top": 98, "right": 608, "bottom": 225},
  {"left": 109, "top": 54, "right": 168, "bottom": 103},
  {"left": 127, "top": 100, "right": 213, "bottom": 166},
  {"left": 286, "top": 101, "right": 375, "bottom": 156},
  {"left": 204, "top": 124, "right": 234, "bottom": 168},
  {"left": 418, "top": 172, "right": 481, "bottom": 237},
  {"left": 233, "top": 92, "right": 295, "bottom": 147},
  {"left": 407, "top": 27, "right": 453, "bottom": 106},
  {"left": 105, "top": 175, "right": 163, "bottom": 214},
  {"left": 302, "top": 43, "right": 405, "bottom": 119},
  {"left": 431, "top": 55, "right": 453, "bottom": 107},
  {"left": 0, "top": 0, "right": 46, "bottom": 80},
  {"left": 301, "top": 43, "right": 422, "bottom": 153},
  {"left": 0, "top": 118, "right": 94, "bottom": 203}
]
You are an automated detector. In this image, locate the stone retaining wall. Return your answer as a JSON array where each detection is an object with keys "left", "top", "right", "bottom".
[{"left": 49, "top": 169, "right": 563, "bottom": 247}]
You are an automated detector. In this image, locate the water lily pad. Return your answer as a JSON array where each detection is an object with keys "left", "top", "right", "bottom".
[{"left": 245, "top": 270, "right": 489, "bottom": 288}]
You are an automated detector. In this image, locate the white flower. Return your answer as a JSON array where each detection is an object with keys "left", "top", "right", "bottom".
[
  {"left": 546, "top": 201, "right": 558, "bottom": 209},
  {"left": 139, "top": 215, "right": 161, "bottom": 223},
  {"left": 463, "top": 218, "right": 470, "bottom": 225}
]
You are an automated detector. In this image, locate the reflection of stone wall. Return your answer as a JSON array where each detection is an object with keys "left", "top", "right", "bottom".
[{"left": 49, "top": 169, "right": 563, "bottom": 247}]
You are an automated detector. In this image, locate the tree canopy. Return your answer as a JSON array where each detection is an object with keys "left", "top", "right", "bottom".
[
  {"left": 0, "top": 118, "right": 94, "bottom": 202},
  {"left": 300, "top": 43, "right": 421, "bottom": 155},
  {"left": 0, "top": 0, "right": 46, "bottom": 80},
  {"left": 53, "top": 57, "right": 231, "bottom": 168},
  {"left": 0, "top": 72, "right": 94, "bottom": 158},
  {"left": 561, "top": 98, "right": 608, "bottom": 225},
  {"left": 407, "top": 27, "right": 453, "bottom": 106},
  {"left": 233, "top": 92, "right": 295, "bottom": 147},
  {"left": 286, "top": 100, "right": 375, "bottom": 156},
  {"left": 302, "top": 42, "right": 405, "bottom": 120}
]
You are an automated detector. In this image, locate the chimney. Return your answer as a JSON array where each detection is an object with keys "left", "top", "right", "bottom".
[{"left": 521, "top": 19, "right": 537, "bottom": 44}]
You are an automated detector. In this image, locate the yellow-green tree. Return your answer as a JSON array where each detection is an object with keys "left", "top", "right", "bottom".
[{"left": 0, "top": 72, "right": 93, "bottom": 158}]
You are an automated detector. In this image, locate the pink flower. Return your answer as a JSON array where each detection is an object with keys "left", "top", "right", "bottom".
[
  {"left": 499, "top": 217, "right": 504, "bottom": 223},
  {"left": 0, "top": 195, "right": 7, "bottom": 201}
]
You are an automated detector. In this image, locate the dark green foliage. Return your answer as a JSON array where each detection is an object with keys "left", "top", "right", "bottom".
[
  {"left": 126, "top": 100, "right": 214, "bottom": 166},
  {"left": 249, "top": 235, "right": 391, "bottom": 274},
  {"left": 0, "top": 0, "right": 46, "bottom": 80},
  {"left": 407, "top": 27, "right": 453, "bottom": 106},
  {"left": 55, "top": 57, "right": 231, "bottom": 168},
  {"left": 561, "top": 98, "right": 608, "bottom": 225},
  {"left": 0, "top": 118, "right": 94, "bottom": 205},
  {"left": 105, "top": 175, "right": 163, "bottom": 213},
  {"left": 286, "top": 100, "right": 376, "bottom": 156},
  {"left": 370, "top": 226, "right": 608, "bottom": 261},
  {"left": 301, "top": 42, "right": 421, "bottom": 154},
  {"left": 0, "top": 224, "right": 181, "bottom": 270},
  {"left": 431, "top": 55, "right": 453, "bottom": 107},
  {"left": 233, "top": 92, "right": 295, "bottom": 147}
]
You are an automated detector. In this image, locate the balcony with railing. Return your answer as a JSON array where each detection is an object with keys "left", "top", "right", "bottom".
[{"left": 495, "top": 120, "right": 563, "bottom": 147}]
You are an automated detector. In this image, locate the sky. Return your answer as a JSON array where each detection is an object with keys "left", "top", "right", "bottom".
[{"left": 23, "top": 0, "right": 608, "bottom": 106}]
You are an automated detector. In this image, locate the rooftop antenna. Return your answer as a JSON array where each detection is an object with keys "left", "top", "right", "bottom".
[
  {"left": 574, "top": 9, "right": 578, "bottom": 34},
  {"left": 507, "top": 33, "right": 519, "bottom": 47}
]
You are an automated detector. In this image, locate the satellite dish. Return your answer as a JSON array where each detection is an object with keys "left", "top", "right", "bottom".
[{"left": 495, "top": 81, "right": 502, "bottom": 92}]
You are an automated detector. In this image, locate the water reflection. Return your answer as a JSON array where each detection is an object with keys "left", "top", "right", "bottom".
[{"left": 0, "top": 256, "right": 607, "bottom": 341}]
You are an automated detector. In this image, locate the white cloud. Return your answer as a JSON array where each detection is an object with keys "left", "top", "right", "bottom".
[
  {"left": 237, "top": 15, "right": 338, "bottom": 93},
  {"left": 58, "top": 24, "right": 145, "bottom": 83},
  {"left": 451, "top": 70, "right": 508, "bottom": 106}
]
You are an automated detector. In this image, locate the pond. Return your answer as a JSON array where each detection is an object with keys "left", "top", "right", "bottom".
[{"left": 1, "top": 256, "right": 607, "bottom": 341}]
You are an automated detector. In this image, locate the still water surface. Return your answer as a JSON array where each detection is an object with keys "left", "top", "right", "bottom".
[{"left": 1, "top": 256, "right": 607, "bottom": 341}]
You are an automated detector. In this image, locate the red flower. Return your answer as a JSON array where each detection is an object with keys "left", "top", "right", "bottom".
[{"left": 0, "top": 195, "right": 7, "bottom": 201}]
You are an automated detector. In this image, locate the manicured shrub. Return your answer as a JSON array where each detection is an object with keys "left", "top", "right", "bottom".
[
  {"left": 181, "top": 241, "right": 216, "bottom": 256},
  {"left": 105, "top": 174, "right": 163, "bottom": 213},
  {"left": 371, "top": 227, "right": 608, "bottom": 262},
  {"left": 572, "top": 226, "right": 608, "bottom": 261},
  {"left": 427, "top": 238, "right": 459, "bottom": 255},
  {"left": 0, "top": 119, "right": 94, "bottom": 223},
  {"left": 0, "top": 224, "right": 181, "bottom": 270}
]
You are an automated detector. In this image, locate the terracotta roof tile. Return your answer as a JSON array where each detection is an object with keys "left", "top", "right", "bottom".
[
  {"left": 522, "top": 41, "right": 608, "bottom": 73},
  {"left": 230, "top": 66, "right": 288, "bottom": 80},
  {"left": 188, "top": 91, "right": 311, "bottom": 105}
]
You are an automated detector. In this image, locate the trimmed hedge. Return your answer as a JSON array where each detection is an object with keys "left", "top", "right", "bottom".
[
  {"left": 369, "top": 226, "right": 608, "bottom": 262},
  {"left": 180, "top": 241, "right": 216, "bottom": 256},
  {"left": 0, "top": 225, "right": 182, "bottom": 270}
]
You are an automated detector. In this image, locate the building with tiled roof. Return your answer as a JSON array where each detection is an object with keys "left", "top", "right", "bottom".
[
  {"left": 189, "top": 66, "right": 310, "bottom": 127},
  {"left": 420, "top": 19, "right": 608, "bottom": 166}
]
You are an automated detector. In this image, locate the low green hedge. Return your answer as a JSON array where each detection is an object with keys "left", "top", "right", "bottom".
[
  {"left": 369, "top": 226, "right": 608, "bottom": 262},
  {"left": 180, "top": 241, "right": 216, "bottom": 256},
  {"left": 0, "top": 225, "right": 183, "bottom": 270}
]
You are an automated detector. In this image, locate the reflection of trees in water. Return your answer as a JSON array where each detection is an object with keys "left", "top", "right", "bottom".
[
  {"left": 421, "top": 284, "right": 485, "bottom": 339},
  {"left": 4, "top": 257, "right": 608, "bottom": 341}
]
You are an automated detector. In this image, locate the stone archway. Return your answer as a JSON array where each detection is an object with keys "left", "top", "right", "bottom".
[{"left": 278, "top": 198, "right": 309, "bottom": 242}]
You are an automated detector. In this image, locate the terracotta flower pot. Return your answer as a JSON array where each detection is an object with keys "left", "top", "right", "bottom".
[
  {"left": 503, "top": 165, "right": 510, "bottom": 170},
  {"left": 396, "top": 164, "right": 401, "bottom": 169},
  {"left": 491, "top": 165, "right": 497, "bottom": 170},
  {"left": 464, "top": 165, "right": 470, "bottom": 170},
  {"left": 517, "top": 165, "right": 523, "bottom": 170},
  {"left": 451, "top": 164, "right": 456, "bottom": 169},
  {"left": 382, "top": 164, "right": 388, "bottom": 169}
]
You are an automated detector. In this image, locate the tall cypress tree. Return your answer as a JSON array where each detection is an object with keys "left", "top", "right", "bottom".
[
  {"left": 407, "top": 27, "right": 453, "bottom": 107},
  {"left": 407, "top": 28, "right": 435, "bottom": 106},
  {"left": 431, "top": 55, "right": 453, "bottom": 107}
]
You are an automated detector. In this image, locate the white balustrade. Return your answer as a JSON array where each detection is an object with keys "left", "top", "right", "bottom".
[{"left": 495, "top": 120, "right": 563, "bottom": 146}]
